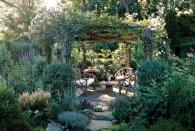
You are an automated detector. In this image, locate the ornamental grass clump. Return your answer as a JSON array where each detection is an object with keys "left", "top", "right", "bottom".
[{"left": 18, "top": 90, "right": 51, "bottom": 111}]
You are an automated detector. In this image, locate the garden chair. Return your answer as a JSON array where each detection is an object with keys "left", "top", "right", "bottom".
[
  {"left": 74, "top": 68, "right": 96, "bottom": 94},
  {"left": 114, "top": 67, "right": 137, "bottom": 94}
]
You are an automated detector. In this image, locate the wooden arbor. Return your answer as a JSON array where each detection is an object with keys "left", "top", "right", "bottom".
[{"left": 75, "top": 25, "right": 143, "bottom": 67}]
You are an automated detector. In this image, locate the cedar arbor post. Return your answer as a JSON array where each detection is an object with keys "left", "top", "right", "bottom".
[{"left": 143, "top": 26, "right": 155, "bottom": 61}]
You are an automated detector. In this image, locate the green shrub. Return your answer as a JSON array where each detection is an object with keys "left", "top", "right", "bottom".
[
  {"left": 78, "top": 60, "right": 92, "bottom": 69},
  {"left": 136, "top": 73, "right": 195, "bottom": 130},
  {"left": 0, "top": 75, "right": 7, "bottom": 87},
  {"left": 131, "top": 59, "right": 138, "bottom": 71},
  {"left": 33, "top": 127, "right": 45, "bottom": 131},
  {"left": 148, "top": 119, "right": 187, "bottom": 131},
  {"left": 9, "top": 62, "right": 36, "bottom": 94},
  {"left": 58, "top": 111, "right": 89, "bottom": 131},
  {"left": 42, "top": 64, "right": 75, "bottom": 102},
  {"left": 93, "top": 42, "right": 119, "bottom": 53},
  {"left": 137, "top": 82, "right": 168, "bottom": 126},
  {"left": 9, "top": 56, "right": 46, "bottom": 94},
  {"left": 18, "top": 90, "right": 51, "bottom": 111},
  {"left": 0, "top": 44, "right": 13, "bottom": 80},
  {"left": 101, "top": 123, "right": 128, "bottom": 131},
  {"left": 47, "top": 123, "right": 62, "bottom": 131},
  {"left": 166, "top": 74, "right": 195, "bottom": 130},
  {"left": 31, "top": 112, "right": 52, "bottom": 127},
  {"left": 0, "top": 86, "right": 20, "bottom": 124},
  {"left": 49, "top": 102, "right": 63, "bottom": 120},
  {"left": 130, "top": 120, "right": 187, "bottom": 131},
  {"left": 21, "top": 110, "right": 52, "bottom": 127},
  {"left": 32, "top": 56, "right": 47, "bottom": 79},
  {"left": 128, "top": 119, "right": 147, "bottom": 131},
  {"left": 62, "top": 90, "right": 76, "bottom": 111},
  {"left": 138, "top": 60, "right": 168, "bottom": 86},
  {"left": 110, "top": 96, "right": 140, "bottom": 123},
  {"left": 4, "top": 119, "right": 32, "bottom": 131}
]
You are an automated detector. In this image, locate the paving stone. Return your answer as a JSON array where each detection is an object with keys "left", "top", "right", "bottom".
[{"left": 87, "top": 120, "right": 112, "bottom": 131}]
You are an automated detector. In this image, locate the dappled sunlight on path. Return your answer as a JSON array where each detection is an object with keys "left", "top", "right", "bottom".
[{"left": 76, "top": 87, "right": 133, "bottom": 111}]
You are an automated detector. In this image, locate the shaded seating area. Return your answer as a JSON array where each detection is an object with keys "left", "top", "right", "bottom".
[
  {"left": 114, "top": 67, "right": 137, "bottom": 94},
  {"left": 75, "top": 68, "right": 96, "bottom": 94},
  {"left": 75, "top": 67, "right": 137, "bottom": 95}
]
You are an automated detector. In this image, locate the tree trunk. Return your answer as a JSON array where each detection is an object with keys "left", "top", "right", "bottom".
[
  {"left": 126, "top": 45, "right": 131, "bottom": 67},
  {"left": 45, "top": 45, "right": 52, "bottom": 64},
  {"left": 62, "top": 43, "right": 71, "bottom": 64},
  {"left": 81, "top": 42, "right": 87, "bottom": 65}
]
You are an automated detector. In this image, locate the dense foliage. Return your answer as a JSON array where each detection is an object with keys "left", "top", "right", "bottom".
[
  {"left": 146, "top": 119, "right": 187, "bottom": 131},
  {"left": 0, "top": 0, "right": 194, "bottom": 130},
  {"left": 42, "top": 64, "right": 75, "bottom": 102},
  {"left": 0, "top": 86, "right": 20, "bottom": 124},
  {"left": 58, "top": 111, "right": 89, "bottom": 131},
  {"left": 138, "top": 60, "right": 169, "bottom": 86},
  {"left": 110, "top": 96, "right": 139, "bottom": 123},
  {"left": 0, "top": 44, "right": 13, "bottom": 80}
]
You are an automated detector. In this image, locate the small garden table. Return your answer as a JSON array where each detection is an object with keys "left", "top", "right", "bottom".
[{"left": 99, "top": 81, "right": 118, "bottom": 93}]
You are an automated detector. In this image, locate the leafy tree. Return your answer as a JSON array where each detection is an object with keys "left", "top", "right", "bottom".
[
  {"left": 165, "top": 10, "right": 179, "bottom": 53},
  {"left": 0, "top": 0, "right": 41, "bottom": 39},
  {"left": 30, "top": 7, "right": 59, "bottom": 63}
]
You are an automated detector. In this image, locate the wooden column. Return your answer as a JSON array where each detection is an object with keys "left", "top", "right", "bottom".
[
  {"left": 126, "top": 45, "right": 131, "bottom": 67},
  {"left": 144, "top": 26, "right": 154, "bottom": 61},
  {"left": 144, "top": 43, "right": 153, "bottom": 61},
  {"left": 45, "top": 45, "right": 52, "bottom": 64},
  {"left": 81, "top": 42, "right": 87, "bottom": 66}
]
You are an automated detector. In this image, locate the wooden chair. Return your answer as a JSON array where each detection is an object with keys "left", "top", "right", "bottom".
[
  {"left": 74, "top": 68, "right": 96, "bottom": 94},
  {"left": 114, "top": 67, "right": 136, "bottom": 94}
]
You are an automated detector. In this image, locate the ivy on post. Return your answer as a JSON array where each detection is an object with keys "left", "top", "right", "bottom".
[
  {"left": 143, "top": 26, "right": 155, "bottom": 61},
  {"left": 61, "top": 43, "right": 71, "bottom": 64}
]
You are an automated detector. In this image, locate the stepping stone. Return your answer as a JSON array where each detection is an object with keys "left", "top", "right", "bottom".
[
  {"left": 93, "top": 111, "right": 112, "bottom": 116},
  {"left": 93, "top": 111, "right": 114, "bottom": 121},
  {"left": 87, "top": 120, "right": 112, "bottom": 131}
]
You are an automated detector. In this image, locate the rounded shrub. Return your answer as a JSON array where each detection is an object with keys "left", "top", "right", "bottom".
[
  {"left": 5, "top": 119, "right": 32, "bottom": 131},
  {"left": 47, "top": 123, "right": 62, "bottom": 131},
  {"left": 0, "top": 86, "right": 20, "bottom": 124},
  {"left": 138, "top": 60, "right": 169, "bottom": 86},
  {"left": 149, "top": 119, "right": 187, "bottom": 131},
  {"left": 58, "top": 111, "right": 89, "bottom": 131},
  {"left": 42, "top": 64, "right": 75, "bottom": 101},
  {"left": 110, "top": 96, "right": 139, "bottom": 123},
  {"left": 166, "top": 74, "right": 195, "bottom": 130},
  {"left": 136, "top": 73, "right": 195, "bottom": 130}
]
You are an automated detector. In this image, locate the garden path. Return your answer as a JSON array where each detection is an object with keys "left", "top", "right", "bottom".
[{"left": 76, "top": 86, "right": 133, "bottom": 130}]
